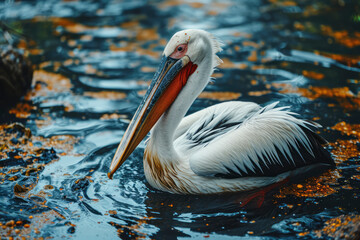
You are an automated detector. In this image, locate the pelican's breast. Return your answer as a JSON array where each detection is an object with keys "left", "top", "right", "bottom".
[{"left": 143, "top": 145, "right": 195, "bottom": 194}]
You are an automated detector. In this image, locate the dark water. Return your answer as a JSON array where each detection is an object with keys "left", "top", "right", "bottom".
[{"left": 1, "top": 0, "right": 360, "bottom": 239}]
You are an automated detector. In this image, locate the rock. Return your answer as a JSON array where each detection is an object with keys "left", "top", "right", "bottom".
[{"left": 0, "top": 47, "right": 33, "bottom": 106}]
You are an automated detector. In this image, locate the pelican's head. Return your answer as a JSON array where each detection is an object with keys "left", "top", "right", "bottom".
[
  {"left": 108, "top": 29, "right": 222, "bottom": 179},
  {"left": 163, "top": 29, "right": 223, "bottom": 69}
]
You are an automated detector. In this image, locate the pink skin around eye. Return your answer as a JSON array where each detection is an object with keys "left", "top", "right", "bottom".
[{"left": 169, "top": 44, "right": 188, "bottom": 59}]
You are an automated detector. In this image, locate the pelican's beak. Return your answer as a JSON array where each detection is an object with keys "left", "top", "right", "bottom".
[{"left": 108, "top": 55, "right": 197, "bottom": 179}]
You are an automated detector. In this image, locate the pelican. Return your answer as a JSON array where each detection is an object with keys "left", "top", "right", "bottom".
[{"left": 108, "top": 29, "right": 334, "bottom": 194}]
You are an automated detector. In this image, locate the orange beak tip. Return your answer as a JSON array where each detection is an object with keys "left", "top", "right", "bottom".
[{"left": 107, "top": 172, "right": 113, "bottom": 180}]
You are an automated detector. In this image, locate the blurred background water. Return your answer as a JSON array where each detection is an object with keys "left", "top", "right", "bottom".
[{"left": 0, "top": 0, "right": 360, "bottom": 239}]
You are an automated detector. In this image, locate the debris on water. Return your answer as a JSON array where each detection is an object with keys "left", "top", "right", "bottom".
[
  {"left": 0, "top": 123, "right": 58, "bottom": 169},
  {"left": 71, "top": 177, "right": 90, "bottom": 192},
  {"left": 14, "top": 183, "right": 29, "bottom": 194},
  {"left": 0, "top": 121, "right": 77, "bottom": 238},
  {"left": 275, "top": 170, "right": 341, "bottom": 198},
  {"left": 5, "top": 123, "right": 32, "bottom": 138},
  {"left": 67, "top": 226, "right": 76, "bottom": 234},
  {"left": 314, "top": 215, "right": 360, "bottom": 239}
]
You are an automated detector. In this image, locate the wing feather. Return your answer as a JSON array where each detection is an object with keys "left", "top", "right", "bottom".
[{"left": 183, "top": 102, "right": 334, "bottom": 178}]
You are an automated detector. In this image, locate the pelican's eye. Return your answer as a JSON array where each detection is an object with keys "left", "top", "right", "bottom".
[
  {"left": 176, "top": 44, "right": 187, "bottom": 52},
  {"left": 170, "top": 44, "right": 188, "bottom": 59}
]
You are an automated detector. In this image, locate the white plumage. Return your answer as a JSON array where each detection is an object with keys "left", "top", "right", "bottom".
[
  {"left": 109, "top": 29, "right": 334, "bottom": 194},
  {"left": 176, "top": 102, "right": 314, "bottom": 176}
]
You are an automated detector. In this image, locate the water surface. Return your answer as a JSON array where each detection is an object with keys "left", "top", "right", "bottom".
[{"left": 1, "top": 0, "right": 360, "bottom": 239}]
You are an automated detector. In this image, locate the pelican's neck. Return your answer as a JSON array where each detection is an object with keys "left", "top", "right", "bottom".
[{"left": 149, "top": 56, "right": 214, "bottom": 163}]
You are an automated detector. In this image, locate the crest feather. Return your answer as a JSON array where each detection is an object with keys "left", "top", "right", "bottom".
[{"left": 206, "top": 32, "right": 224, "bottom": 68}]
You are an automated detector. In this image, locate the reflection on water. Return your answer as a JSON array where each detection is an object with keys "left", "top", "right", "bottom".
[{"left": 1, "top": 0, "right": 360, "bottom": 239}]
